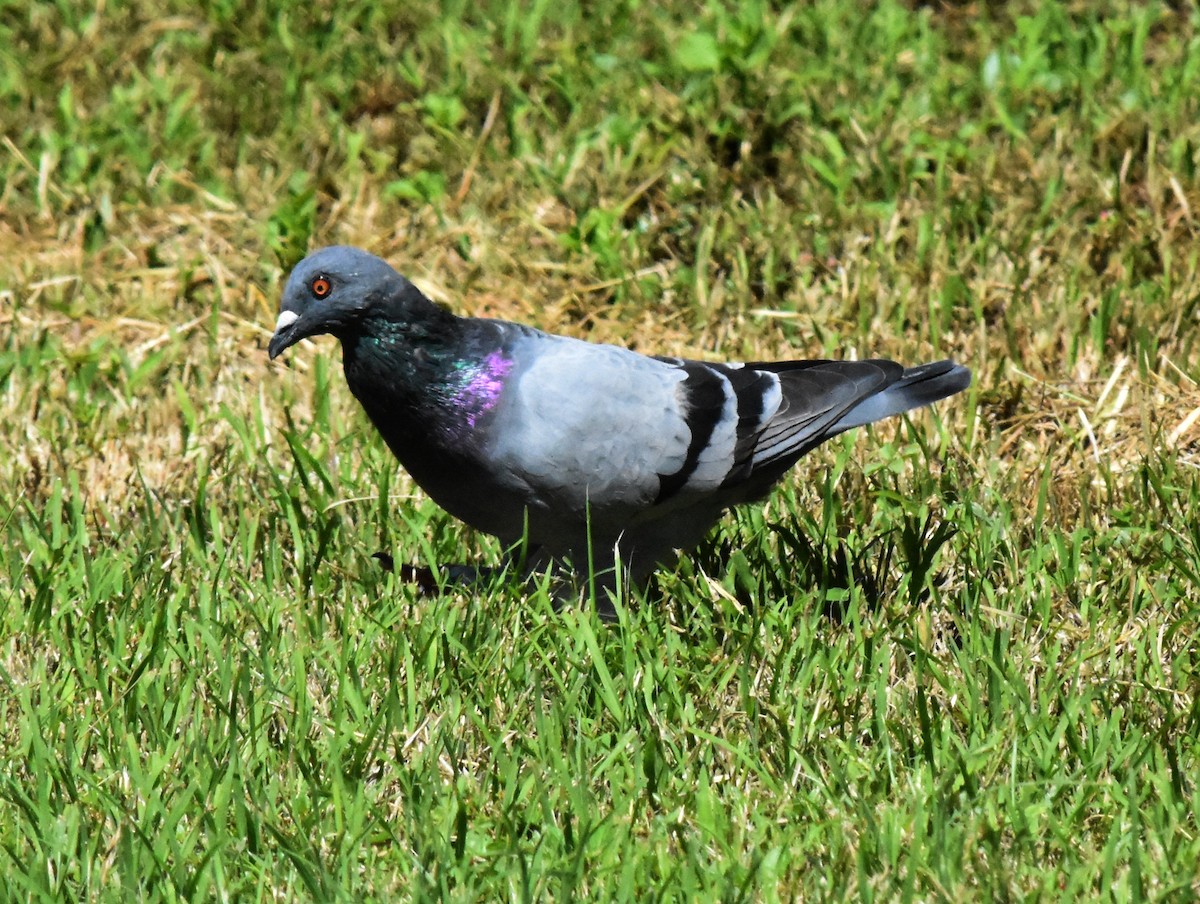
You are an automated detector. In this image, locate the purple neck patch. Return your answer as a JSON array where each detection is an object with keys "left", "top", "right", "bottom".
[{"left": 452, "top": 351, "right": 513, "bottom": 429}]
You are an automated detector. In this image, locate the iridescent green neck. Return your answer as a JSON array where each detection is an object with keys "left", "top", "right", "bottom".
[{"left": 342, "top": 316, "right": 512, "bottom": 438}]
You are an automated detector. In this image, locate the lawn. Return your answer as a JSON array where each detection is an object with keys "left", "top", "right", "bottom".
[{"left": 3, "top": 0, "right": 1200, "bottom": 899}]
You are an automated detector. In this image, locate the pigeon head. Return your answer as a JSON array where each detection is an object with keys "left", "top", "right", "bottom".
[{"left": 268, "top": 246, "right": 421, "bottom": 359}]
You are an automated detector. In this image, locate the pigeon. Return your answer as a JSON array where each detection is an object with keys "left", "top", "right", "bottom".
[{"left": 269, "top": 246, "right": 970, "bottom": 603}]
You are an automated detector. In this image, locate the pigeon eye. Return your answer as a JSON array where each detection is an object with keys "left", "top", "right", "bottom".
[{"left": 311, "top": 276, "right": 331, "bottom": 298}]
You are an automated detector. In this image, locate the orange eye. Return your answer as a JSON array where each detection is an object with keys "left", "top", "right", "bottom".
[{"left": 311, "top": 276, "right": 331, "bottom": 298}]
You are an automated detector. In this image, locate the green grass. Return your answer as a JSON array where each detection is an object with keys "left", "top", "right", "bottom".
[{"left": 3, "top": 0, "right": 1200, "bottom": 899}]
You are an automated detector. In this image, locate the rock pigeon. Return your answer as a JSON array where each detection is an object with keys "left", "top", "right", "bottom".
[{"left": 269, "top": 246, "right": 970, "bottom": 601}]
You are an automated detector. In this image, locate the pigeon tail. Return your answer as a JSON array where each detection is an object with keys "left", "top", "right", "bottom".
[{"left": 831, "top": 360, "right": 971, "bottom": 433}]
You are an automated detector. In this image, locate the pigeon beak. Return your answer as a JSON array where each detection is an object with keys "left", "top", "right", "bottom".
[{"left": 268, "top": 309, "right": 302, "bottom": 360}]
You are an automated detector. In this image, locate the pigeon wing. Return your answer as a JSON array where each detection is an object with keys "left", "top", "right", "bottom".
[
  {"left": 485, "top": 338, "right": 967, "bottom": 519},
  {"left": 485, "top": 336, "right": 701, "bottom": 512}
]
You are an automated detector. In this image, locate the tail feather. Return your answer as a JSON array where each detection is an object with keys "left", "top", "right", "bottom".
[{"left": 831, "top": 360, "right": 971, "bottom": 433}]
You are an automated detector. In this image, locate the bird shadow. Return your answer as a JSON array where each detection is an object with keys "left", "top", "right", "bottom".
[
  {"left": 689, "top": 508, "right": 959, "bottom": 623},
  {"left": 369, "top": 506, "right": 958, "bottom": 629}
]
